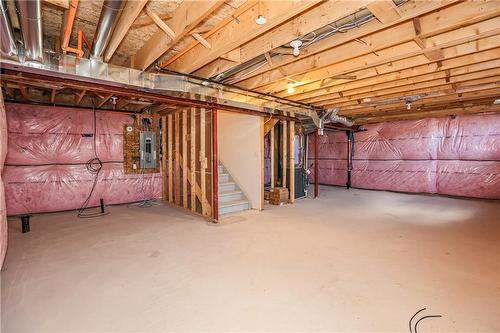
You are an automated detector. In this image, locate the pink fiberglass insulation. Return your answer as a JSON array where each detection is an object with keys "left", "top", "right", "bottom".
[
  {"left": 308, "top": 113, "right": 500, "bottom": 199},
  {"left": 4, "top": 103, "right": 162, "bottom": 215},
  {"left": 0, "top": 92, "right": 8, "bottom": 267}
]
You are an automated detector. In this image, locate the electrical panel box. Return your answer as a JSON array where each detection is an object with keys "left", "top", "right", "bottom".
[{"left": 140, "top": 131, "right": 156, "bottom": 169}]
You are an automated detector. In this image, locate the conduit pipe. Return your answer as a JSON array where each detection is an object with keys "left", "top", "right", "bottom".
[
  {"left": 15, "top": 0, "right": 44, "bottom": 62},
  {"left": 90, "top": 0, "right": 125, "bottom": 60},
  {"left": 0, "top": 0, "right": 17, "bottom": 57}
]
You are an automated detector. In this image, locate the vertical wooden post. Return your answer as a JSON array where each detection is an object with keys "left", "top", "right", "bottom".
[
  {"left": 289, "top": 121, "right": 295, "bottom": 203},
  {"left": 314, "top": 129, "right": 319, "bottom": 198},
  {"left": 200, "top": 108, "right": 207, "bottom": 216},
  {"left": 161, "top": 116, "right": 167, "bottom": 201},
  {"left": 167, "top": 114, "right": 173, "bottom": 202},
  {"left": 281, "top": 120, "right": 287, "bottom": 188},
  {"left": 270, "top": 126, "right": 275, "bottom": 189},
  {"left": 182, "top": 110, "right": 188, "bottom": 208},
  {"left": 174, "top": 112, "right": 181, "bottom": 205},
  {"left": 190, "top": 108, "right": 196, "bottom": 212},
  {"left": 260, "top": 117, "right": 265, "bottom": 209},
  {"left": 212, "top": 108, "right": 218, "bottom": 223}
]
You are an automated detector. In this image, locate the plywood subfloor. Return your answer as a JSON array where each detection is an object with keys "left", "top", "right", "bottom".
[{"left": 2, "top": 187, "right": 499, "bottom": 332}]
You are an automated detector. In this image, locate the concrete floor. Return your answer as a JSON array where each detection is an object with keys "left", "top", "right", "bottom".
[{"left": 1, "top": 186, "right": 499, "bottom": 332}]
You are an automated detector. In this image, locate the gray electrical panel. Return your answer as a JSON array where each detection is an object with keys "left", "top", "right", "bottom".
[{"left": 140, "top": 131, "right": 156, "bottom": 169}]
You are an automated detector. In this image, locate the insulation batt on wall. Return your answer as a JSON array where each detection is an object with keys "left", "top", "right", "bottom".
[
  {"left": 3, "top": 103, "right": 162, "bottom": 215},
  {"left": 308, "top": 114, "right": 500, "bottom": 199},
  {"left": 0, "top": 92, "right": 8, "bottom": 267}
]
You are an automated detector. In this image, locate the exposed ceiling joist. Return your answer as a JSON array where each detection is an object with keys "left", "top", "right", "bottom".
[
  {"left": 103, "top": 0, "right": 148, "bottom": 63},
  {"left": 166, "top": 0, "right": 322, "bottom": 74},
  {"left": 133, "top": 0, "right": 226, "bottom": 70},
  {"left": 193, "top": 0, "right": 374, "bottom": 78}
]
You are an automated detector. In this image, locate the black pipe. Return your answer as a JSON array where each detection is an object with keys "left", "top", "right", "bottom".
[
  {"left": 100, "top": 198, "right": 105, "bottom": 214},
  {"left": 20, "top": 215, "right": 30, "bottom": 233},
  {"left": 346, "top": 130, "right": 354, "bottom": 189}
]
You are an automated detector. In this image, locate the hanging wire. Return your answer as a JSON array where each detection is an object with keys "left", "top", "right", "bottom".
[{"left": 77, "top": 99, "right": 110, "bottom": 218}]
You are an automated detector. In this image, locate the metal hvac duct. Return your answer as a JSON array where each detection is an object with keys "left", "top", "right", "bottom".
[
  {"left": 15, "top": 0, "right": 44, "bottom": 62},
  {"left": 0, "top": 0, "right": 17, "bottom": 56},
  {"left": 90, "top": 0, "right": 125, "bottom": 60}
]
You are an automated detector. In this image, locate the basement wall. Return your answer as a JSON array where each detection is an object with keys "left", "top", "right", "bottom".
[
  {"left": 3, "top": 103, "right": 162, "bottom": 216},
  {"left": 0, "top": 92, "right": 8, "bottom": 266},
  {"left": 308, "top": 113, "right": 500, "bottom": 199},
  {"left": 218, "top": 111, "right": 263, "bottom": 209}
]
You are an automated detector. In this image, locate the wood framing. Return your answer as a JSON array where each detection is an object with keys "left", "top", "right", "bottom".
[
  {"left": 162, "top": 115, "right": 167, "bottom": 201},
  {"left": 190, "top": 108, "right": 196, "bottom": 212},
  {"left": 167, "top": 114, "right": 173, "bottom": 202},
  {"left": 174, "top": 112, "right": 181, "bottom": 205},
  {"left": 133, "top": 0, "right": 225, "bottom": 70},
  {"left": 281, "top": 120, "right": 287, "bottom": 188},
  {"left": 182, "top": 109, "right": 188, "bottom": 208}
]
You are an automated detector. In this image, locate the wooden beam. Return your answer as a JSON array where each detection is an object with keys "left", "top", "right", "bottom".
[
  {"left": 168, "top": 114, "right": 173, "bottom": 202},
  {"left": 174, "top": 112, "right": 181, "bottom": 205},
  {"left": 160, "top": 1, "right": 255, "bottom": 68},
  {"left": 222, "top": 0, "right": 454, "bottom": 82},
  {"left": 357, "top": 104, "right": 500, "bottom": 124},
  {"left": 285, "top": 47, "right": 500, "bottom": 102},
  {"left": 192, "top": 33, "right": 211, "bottom": 49},
  {"left": 235, "top": 1, "right": 499, "bottom": 90},
  {"left": 212, "top": 108, "right": 218, "bottom": 222},
  {"left": 50, "top": 88, "right": 57, "bottom": 103},
  {"left": 162, "top": 116, "right": 167, "bottom": 201},
  {"left": 146, "top": 6, "right": 176, "bottom": 39},
  {"left": 194, "top": 0, "right": 374, "bottom": 78},
  {"left": 104, "top": 0, "right": 148, "bottom": 62},
  {"left": 166, "top": 0, "right": 322, "bottom": 74},
  {"left": 220, "top": 48, "right": 241, "bottom": 63},
  {"left": 43, "top": 0, "right": 69, "bottom": 9},
  {"left": 131, "top": 12, "right": 174, "bottom": 29},
  {"left": 182, "top": 109, "right": 188, "bottom": 209},
  {"left": 289, "top": 121, "right": 295, "bottom": 203},
  {"left": 366, "top": 0, "right": 401, "bottom": 24},
  {"left": 75, "top": 89, "right": 86, "bottom": 104},
  {"left": 134, "top": 0, "right": 225, "bottom": 70},
  {"left": 258, "top": 24, "right": 500, "bottom": 95},
  {"left": 190, "top": 108, "right": 196, "bottom": 212},
  {"left": 305, "top": 65, "right": 500, "bottom": 107},
  {"left": 97, "top": 93, "right": 112, "bottom": 108},
  {"left": 200, "top": 108, "right": 208, "bottom": 216}
]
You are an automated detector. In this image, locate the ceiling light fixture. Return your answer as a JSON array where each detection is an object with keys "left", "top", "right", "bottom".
[
  {"left": 256, "top": 14, "right": 266, "bottom": 25},
  {"left": 287, "top": 82, "right": 295, "bottom": 94},
  {"left": 256, "top": 1, "right": 266, "bottom": 25},
  {"left": 290, "top": 40, "right": 303, "bottom": 57},
  {"left": 494, "top": 98, "right": 500, "bottom": 105}
]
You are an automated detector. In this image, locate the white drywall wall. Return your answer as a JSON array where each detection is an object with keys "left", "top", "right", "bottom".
[{"left": 218, "top": 112, "right": 262, "bottom": 210}]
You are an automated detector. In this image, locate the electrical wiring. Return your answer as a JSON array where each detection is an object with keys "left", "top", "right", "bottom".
[{"left": 77, "top": 99, "right": 110, "bottom": 218}]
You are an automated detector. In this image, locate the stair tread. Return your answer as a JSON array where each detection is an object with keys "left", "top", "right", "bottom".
[
  {"left": 219, "top": 190, "right": 242, "bottom": 196},
  {"left": 219, "top": 199, "right": 248, "bottom": 208}
]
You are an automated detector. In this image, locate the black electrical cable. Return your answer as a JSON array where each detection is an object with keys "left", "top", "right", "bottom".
[
  {"left": 414, "top": 315, "right": 443, "bottom": 333},
  {"left": 409, "top": 308, "right": 426, "bottom": 333},
  {"left": 77, "top": 100, "right": 110, "bottom": 218}
]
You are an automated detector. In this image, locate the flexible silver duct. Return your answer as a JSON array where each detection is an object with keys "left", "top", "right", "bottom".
[
  {"left": 0, "top": 0, "right": 17, "bottom": 56},
  {"left": 322, "top": 108, "right": 354, "bottom": 127},
  {"left": 90, "top": 0, "right": 125, "bottom": 60},
  {"left": 15, "top": 0, "right": 43, "bottom": 62}
]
